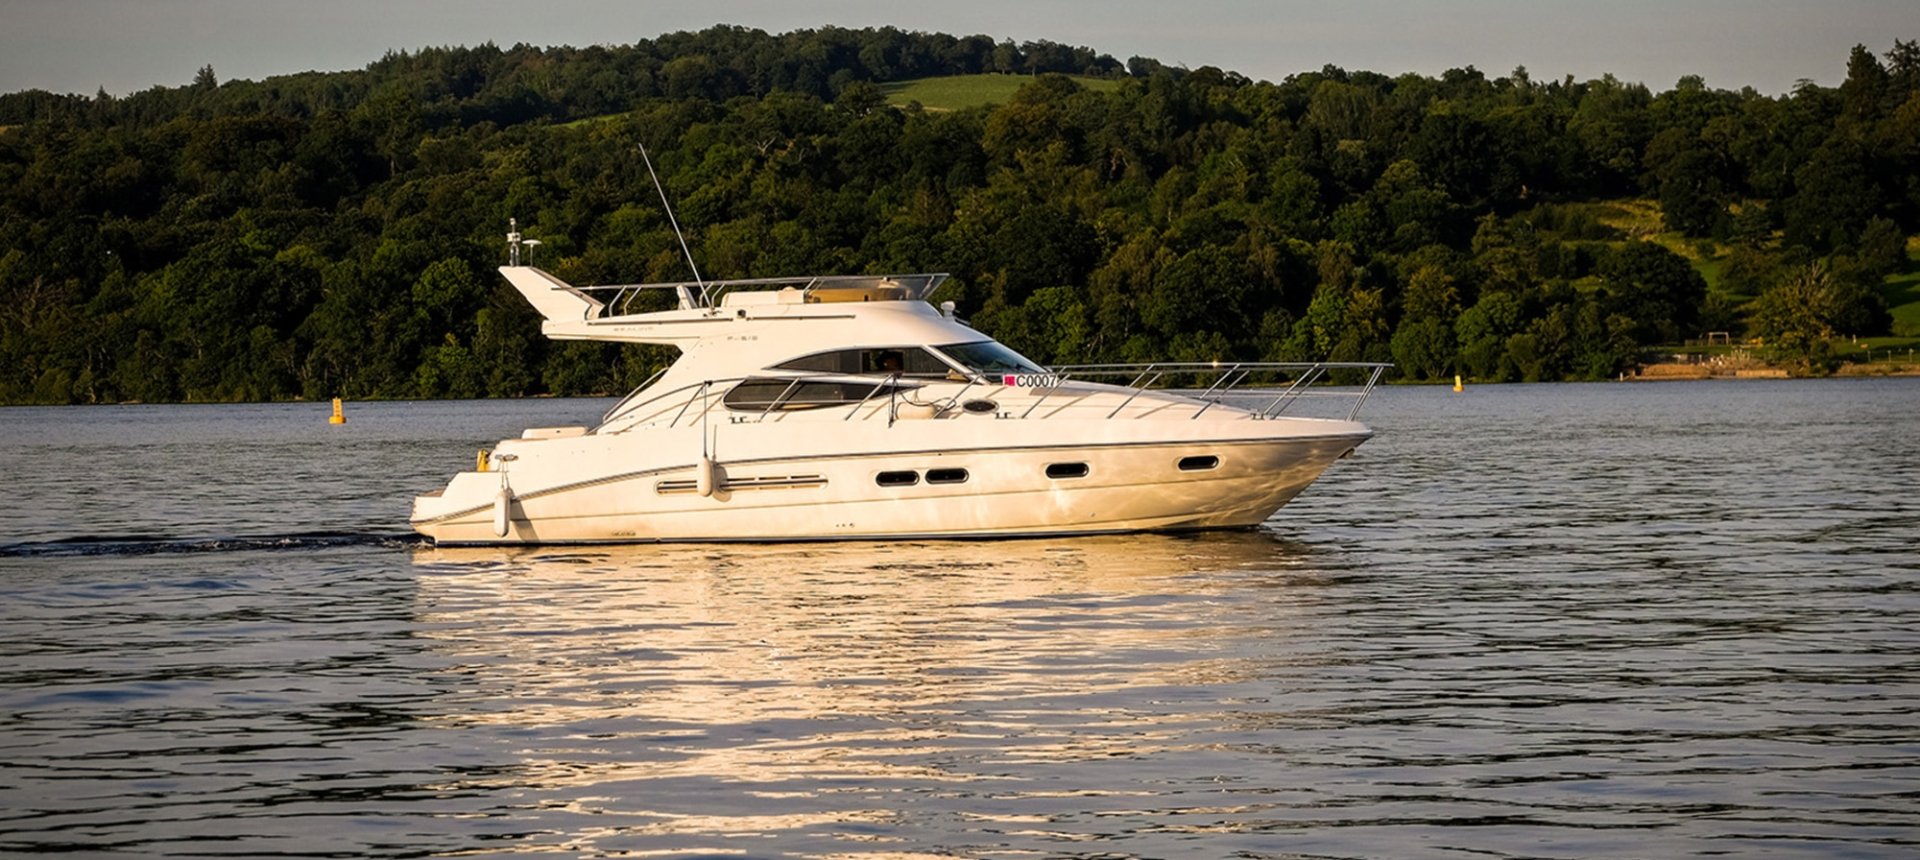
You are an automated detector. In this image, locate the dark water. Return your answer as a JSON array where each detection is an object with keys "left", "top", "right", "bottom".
[{"left": 2, "top": 381, "right": 1917, "bottom": 858}]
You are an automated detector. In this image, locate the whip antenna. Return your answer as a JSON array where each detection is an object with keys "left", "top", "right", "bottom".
[{"left": 638, "top": 143, "right": 703, "bottom": 310}]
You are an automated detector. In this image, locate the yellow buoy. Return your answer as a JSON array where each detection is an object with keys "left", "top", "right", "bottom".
[
  {"left": 476, "top": 449, "right": 491, "bottom": 472},
  {"left": 329, "top": 397, "right": 346, "bottom": 424},
  {"left": 1453, "top": 374, "right": 1464, "bottom": 393}
]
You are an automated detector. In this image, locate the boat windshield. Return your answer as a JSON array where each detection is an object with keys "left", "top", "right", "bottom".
[{"left": 936, "top": 341, "right": 1047, "bottom": 375}]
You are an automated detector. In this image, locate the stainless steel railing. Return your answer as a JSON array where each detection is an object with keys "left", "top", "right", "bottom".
[
  {"left": 591, "top": 361, "right": 1391, "bottom": 432},
  {"left": 1040, "top": 361, "right": 1389, "bottom": 420}
]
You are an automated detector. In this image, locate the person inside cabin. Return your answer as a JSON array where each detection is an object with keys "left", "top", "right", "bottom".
[{"left": 877, "top": 350, "right": 904, "bottom": 374}]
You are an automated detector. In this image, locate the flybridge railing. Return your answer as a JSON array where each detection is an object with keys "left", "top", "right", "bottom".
[
  {"left": 590, "top": 361, "right": 1392, "bottom": 432},
  {"left": 1042, "top": 361, "right": 1391, "bottom": 421},
  {"left": 574, "top": 273, "right": 949, "bottom": 316}
]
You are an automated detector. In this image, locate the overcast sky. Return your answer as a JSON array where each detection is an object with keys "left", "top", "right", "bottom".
[{"left": 2, "top": 0, "right": 1913, "bottom": 98}]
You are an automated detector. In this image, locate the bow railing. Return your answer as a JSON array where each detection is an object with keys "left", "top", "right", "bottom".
[{"left": 1042, "top": 361, "right": 1390, "bottom": 420}]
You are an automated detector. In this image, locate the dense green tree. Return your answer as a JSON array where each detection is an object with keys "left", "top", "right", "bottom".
[
  {"left": 1783, "top": 140, "right": 1882, "bottom": 252},
  {"left": 1455, "top": 291, "right": 1524, "bottom": 380},
  {"left": 1390, "top": 317, "right": 1455, "bottom": 380},
  {"left": 1751, "top": 263, "right": 1844, "bottom": 367},
  {"left": 1596, "top": 242, "right": 1707, "bottom": 343}
]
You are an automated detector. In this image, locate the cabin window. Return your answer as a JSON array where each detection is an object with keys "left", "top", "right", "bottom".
[
  {"left": 925, "top": 468, "right": 969, "bottom": 484},
  {"left": 722, "top": 378, "right": 906, "bottom": 412},
  {"left": 935, "top": 341, "right": 1047, "bottom": 375},
  {"left": 875, "top": 470, "right": 919, "bottom": 487},
  {"left": 1045, "top": 462, "right": 1089, "bottom": 479},
  {"left": 775, "top": 347, "right": 953, "bottom": 378},
  {"left": 1178, "top": 455, "right": 1220, "bottom": 471}
]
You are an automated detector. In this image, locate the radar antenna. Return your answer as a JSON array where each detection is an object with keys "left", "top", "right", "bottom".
[{"left": 638, "top": 143, "right": 704, "bottom": 310}]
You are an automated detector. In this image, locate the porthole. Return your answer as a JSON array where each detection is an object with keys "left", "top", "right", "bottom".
[
  {"left": 1045, "top": 462, "right": 1089, "bottom": 479},
  {"left": 1178, "top": 455, "right": 1220, "bottom": 471},
  {"left": 962, "top": 399, "right": 998, "bottom": 414},
  {"left": 875, "top": 470, "right": 919, "bottom": 487},
  {"left": 926, "top": 468, "right": 969, "bottom": 484}
]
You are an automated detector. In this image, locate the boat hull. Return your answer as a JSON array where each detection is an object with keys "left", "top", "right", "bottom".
[{"left": 411, "top": 423, "right": 1370, "bottom": 545}]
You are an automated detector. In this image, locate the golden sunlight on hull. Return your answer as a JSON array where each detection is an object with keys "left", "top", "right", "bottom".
[{"left": 414, "top": 435, "right": 1365, "bottom": 544}]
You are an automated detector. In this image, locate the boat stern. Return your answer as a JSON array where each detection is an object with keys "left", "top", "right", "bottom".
[{"left": 410, "top": 470, "right": 503, "bottom": 542}]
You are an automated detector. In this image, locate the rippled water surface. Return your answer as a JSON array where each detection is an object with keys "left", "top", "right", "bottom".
[{"left": 3, "top": 381, "right": 1917, "bottom": 858}]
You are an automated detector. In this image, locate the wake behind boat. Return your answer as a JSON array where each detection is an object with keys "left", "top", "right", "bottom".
[{"left": 409, "top": 228, "right": 1386, "bottom": 544}]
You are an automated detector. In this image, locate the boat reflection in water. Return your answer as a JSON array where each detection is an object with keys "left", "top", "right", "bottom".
[{"left": 406, "top": 532, "right": 1323, "bottom": 852}]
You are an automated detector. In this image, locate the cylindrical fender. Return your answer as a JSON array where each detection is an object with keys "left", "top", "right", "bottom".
[
  {"left": 696, "top": 455, "right": 716, "bottom": 497},
  {"left": 492, "top": 487, "right": 513, "bottom": 537}
]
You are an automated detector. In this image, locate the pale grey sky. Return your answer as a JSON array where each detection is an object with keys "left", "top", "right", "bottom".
[{"left": 1, "top": 0, "right": 1912, "bottom": 97}]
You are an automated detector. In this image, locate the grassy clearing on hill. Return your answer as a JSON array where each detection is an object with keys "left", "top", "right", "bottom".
[
  {"left": 880, "top": 74, "right": 1122, "bottom": 111},
  {"left": 1584, "top": 198, "right": 1741, "bottom": 294},
  {"left": 1887, "top": 272, "right": 1920, "bottom": 336},
  {"left": 1889, "top": 238, "right": 1920, "bottom": 337},
  {"left": 554, "top": 113, "right": 625, "bottom": 130},
  {"left": 1542, "top": 198, "right": 1920, "bottom": 359}
]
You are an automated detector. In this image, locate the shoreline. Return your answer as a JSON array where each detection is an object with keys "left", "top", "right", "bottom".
[
  {"left": 7, "top": 369, "right": 1920, "bottom": 407},
  {"left": 1623, "top": 361, "right": 1920, "bottom": 382}
]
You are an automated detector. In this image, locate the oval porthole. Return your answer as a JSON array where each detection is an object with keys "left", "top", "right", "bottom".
[
  {"left": 875, "top": 470, "right": 919, "bottom": 487},
  {"left": 1178, "top": 455, "right": 1220, "bottom": 471},
  {"left": 1045, "top": 462, "right": 1089, "bottom": 479},
  {"left": 962, "top": 399, "right": 998, "bottom": 414},
  {"left": 926, "top": 468, "right": 969, "bottom": 484}
]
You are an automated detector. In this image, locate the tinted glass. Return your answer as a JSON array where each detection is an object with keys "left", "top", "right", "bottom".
[
  {"left": 776, "top": 348, "right": 953, "bottom": 377},
  {"left": 723, "top": 378, "right": 898, "bottom": 411},
  {"left": 936, "top": 342, "right": 1046, "bottom": 375}
]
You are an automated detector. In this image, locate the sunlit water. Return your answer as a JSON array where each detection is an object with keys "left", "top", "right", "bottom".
[{"left": 2, "top": 380, "right": 1916, "bottom": 858}]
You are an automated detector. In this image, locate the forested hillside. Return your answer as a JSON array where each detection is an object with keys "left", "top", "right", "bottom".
[{"left": 1, "top": 26, "right": 1915, "bottom": 403}]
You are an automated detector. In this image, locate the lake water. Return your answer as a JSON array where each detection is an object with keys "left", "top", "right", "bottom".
[{"left": 2, "top": 380, "right": 1917, "bottom": 858}]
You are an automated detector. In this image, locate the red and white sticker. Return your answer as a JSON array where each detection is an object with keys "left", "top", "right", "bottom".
[{"left": 1001, "top": 373, "right": 1062, "bottom": 388}]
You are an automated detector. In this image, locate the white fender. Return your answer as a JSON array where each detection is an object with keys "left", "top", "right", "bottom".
[
  {"left": 493, "top": 487, "right": 512, "bottom": 537},
  {"left": 696, "top": 455, "right": 716, "bottom": 497}
]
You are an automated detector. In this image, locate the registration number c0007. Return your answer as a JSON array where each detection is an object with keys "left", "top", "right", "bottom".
[{"left": 1001, "top": 373, "right": 1062, "bottom": 388}]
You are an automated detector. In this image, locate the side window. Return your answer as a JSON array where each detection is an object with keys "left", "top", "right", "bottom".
[
  {"left": 898, "top": 348, "right": 953, "bottom": 377},
  {"left": 776, "top": 348, "right": 953, "bottom": 378},
  {"left": 777, "top": 350, "right": 859, "bottom": 374},
  {"left": 863, "top": 350, "right": 907, "bottom": 375},
  {"left": 723, "top": 378, "right": 901, "bottom": 412}
]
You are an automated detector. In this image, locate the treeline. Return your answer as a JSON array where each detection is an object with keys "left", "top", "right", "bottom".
[
  {"left": 0, "top": 27, "right": 1126, "bottom": 130},
  {"left": 1, "top": 27, "right": 1915, "bottom": 403}
]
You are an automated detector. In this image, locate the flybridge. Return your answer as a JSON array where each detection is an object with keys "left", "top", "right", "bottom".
[
  {"left": 507, "top": 142, "right": 952, "bottom": 319},
  {"left": 577, "top": 273, "right": 951, "bottom": 316},
  {"left": 504, "top": 220, "right": 948, "bottom": 317}
]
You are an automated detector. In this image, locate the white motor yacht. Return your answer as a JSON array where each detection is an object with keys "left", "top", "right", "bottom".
[{"left": 410, "top": 232, "right": 1386, "bottom": 544}]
